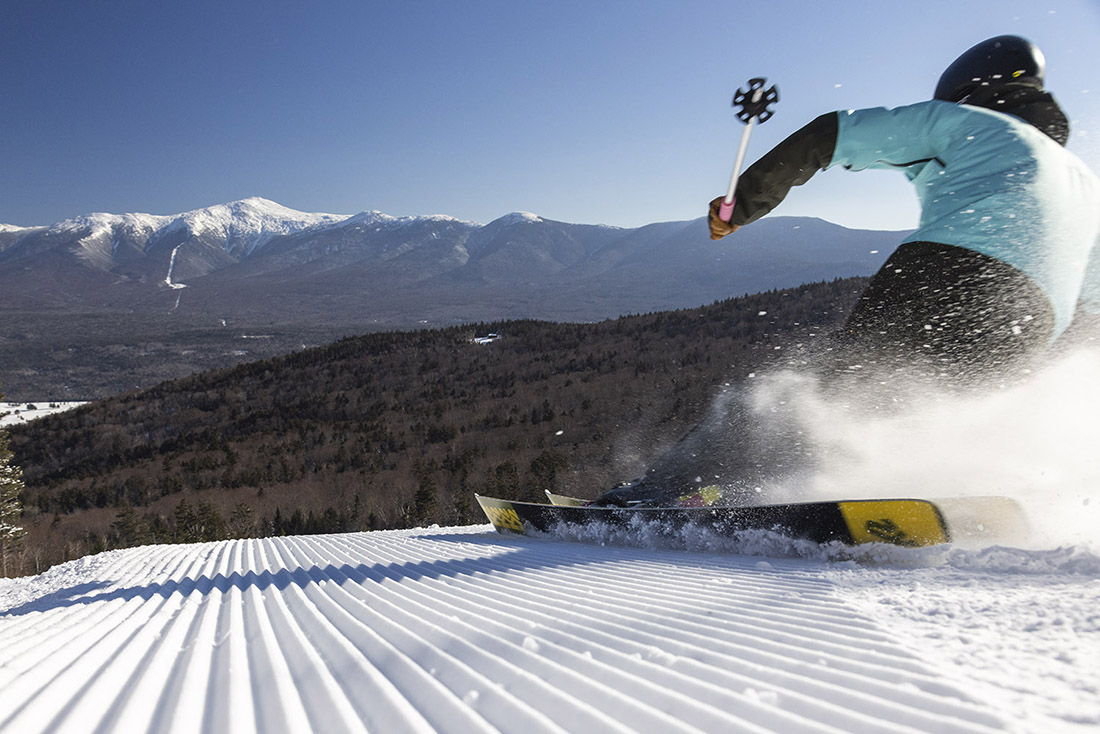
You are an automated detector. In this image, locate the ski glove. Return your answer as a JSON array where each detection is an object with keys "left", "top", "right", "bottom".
[{"left": 708, "top": 196, "right": 740, "bottom": 240}]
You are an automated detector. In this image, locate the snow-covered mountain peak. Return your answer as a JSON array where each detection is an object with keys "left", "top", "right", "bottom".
[
  {"left": 185, "top": 197, "right": 346, "bottom": 228},
  {"left": 55, "top": 211, "right": 173, "bottom": 235},
  {"left": 340, "top": 210, "right": 398, "bottom": 228},
  {"left": 42, "top": 211, "right": 174, "bottom": 269},
  {"left": 496, "top": 211, "right": 543, "bottom": 225},
  {"left": 338, "top": 210, "right": 481, "bottom": 233},
  {"left": 0, "top": 223, "right": 40, "bottom": 234},
  {"left": 171, "top": 198, "right": 351, "bottom": 256}
]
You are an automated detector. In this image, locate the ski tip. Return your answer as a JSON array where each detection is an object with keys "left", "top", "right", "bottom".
[
  {"left": 933, "top": 496, "right": 1028, "bottom": 544},
  {"left": 476, "top": 495, "right": 526, "bottom": 534}
]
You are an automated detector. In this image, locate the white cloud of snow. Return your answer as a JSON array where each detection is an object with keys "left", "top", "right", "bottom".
[{"left": 761, "top": 348, "right": 1100, "bottom": 551}]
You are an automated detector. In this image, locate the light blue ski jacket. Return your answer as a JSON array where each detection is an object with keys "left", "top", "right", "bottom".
[{"left": 831, "top": 100, "right": 1100, "bottom": 338}]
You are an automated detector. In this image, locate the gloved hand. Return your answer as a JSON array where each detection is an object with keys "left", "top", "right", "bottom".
[{"left": 708, "top": 196, "right": 740, "bottom": 240}]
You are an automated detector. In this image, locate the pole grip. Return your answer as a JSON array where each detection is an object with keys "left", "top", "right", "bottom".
[{"left": 719, "top": 199, "right": 735, "bottom": 222}]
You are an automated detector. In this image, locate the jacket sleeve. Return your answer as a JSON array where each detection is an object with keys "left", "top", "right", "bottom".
[{"left": 729, "top": 112, "right": 838, "bottom": 227}]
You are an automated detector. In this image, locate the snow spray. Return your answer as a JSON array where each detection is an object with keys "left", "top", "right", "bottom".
[{"left": 751, "top": 349, "right": 1100, "bottom": 551}]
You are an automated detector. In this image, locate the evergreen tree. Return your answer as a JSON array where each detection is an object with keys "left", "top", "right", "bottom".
[
  {"left": 195, "top": 501, "right": 227, "bottom": 542},
  {"left": 173, "top": 498, "right": 200, "bottom": 542},
  {"left": 0, "top": 389, "right": 26, "bottom": 576},
  {"left": 529, "top": 450, "right": 568, "bottom": 500},
  {"left": 452, "top": 471, "right": 473, "bottom": 524},
  {"left": 406, "top": 470, "right": 438, "bottom": 528},
  {"left": 109, "top": 504, "right": 151, "bottom": 548}
]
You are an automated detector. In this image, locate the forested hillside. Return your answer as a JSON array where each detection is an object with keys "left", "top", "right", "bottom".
[{"left": 6, "top": 278, "right": 866, "bottom": 575}]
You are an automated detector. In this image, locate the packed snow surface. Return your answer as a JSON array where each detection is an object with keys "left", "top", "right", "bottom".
[
  {"left": 0, "top": 402, "right": 86, "bottom": 428},
  {"left": 0, "top": 525, "right": 1096, "bottom": 734}
]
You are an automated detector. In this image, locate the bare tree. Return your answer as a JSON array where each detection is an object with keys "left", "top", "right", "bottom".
[{"left": 0, "top": 387, "right": 26, "bottom": 576}]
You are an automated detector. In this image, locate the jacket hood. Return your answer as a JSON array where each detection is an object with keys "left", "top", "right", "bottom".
[{"left": 963, "top": 82, "right": 1069, "bottom": 145}]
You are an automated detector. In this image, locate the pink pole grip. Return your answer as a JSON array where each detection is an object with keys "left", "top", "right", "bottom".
[{"left": 718, "top": 199, "right": 735, "bottom": 222}]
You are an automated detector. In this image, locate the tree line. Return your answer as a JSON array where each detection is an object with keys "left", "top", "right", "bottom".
[{"left": 5, "top": 278, "right": 867, "bottom": 576}]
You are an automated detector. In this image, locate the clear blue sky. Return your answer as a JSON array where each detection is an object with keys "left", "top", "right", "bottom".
[{"left": 2, "top": 0, "right": 1098, "bottom": 230}]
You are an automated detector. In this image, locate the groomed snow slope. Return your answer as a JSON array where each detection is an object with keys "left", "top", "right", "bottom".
[{"left": 0, "top": 526, "right": 1096, "bottom": 734}]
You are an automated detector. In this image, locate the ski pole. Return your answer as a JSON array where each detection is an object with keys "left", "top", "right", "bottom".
[{"left": 718, "top": 78, "right": 779, "bottom": 222}]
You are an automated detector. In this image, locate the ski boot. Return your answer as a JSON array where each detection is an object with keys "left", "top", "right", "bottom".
[{"left": 587, "top": 478, "right": 665, "bottom": 507}]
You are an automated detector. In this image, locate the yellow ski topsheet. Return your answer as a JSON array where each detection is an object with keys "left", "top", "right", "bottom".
[
  {"left": 838, "top": 500, "right": 949, "bottom": 546},
  {"left": 478, "top": 496, "right": 526, "bottom": 532}
]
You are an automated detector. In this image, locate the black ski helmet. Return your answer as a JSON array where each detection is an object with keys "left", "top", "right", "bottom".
[{"left": 934, "top": 35, "right": 1046, "bottom": 102}]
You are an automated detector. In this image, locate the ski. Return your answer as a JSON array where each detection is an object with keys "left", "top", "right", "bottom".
[
  {"left": 544, "top": 490, "right": 586, "bottom": 507},
  {"left": 545, "top": 486, "right": 724, "bottom": 507},
  {"left": 479, "top": 494, "right": 1025, "bottom": 548}
]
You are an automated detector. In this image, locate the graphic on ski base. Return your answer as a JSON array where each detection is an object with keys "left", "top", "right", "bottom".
[{"left": 478, "top": 493, "right": 1026, "bottom": 548}]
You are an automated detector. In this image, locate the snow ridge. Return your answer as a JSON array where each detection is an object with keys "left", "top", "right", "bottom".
[
  {"left": 36, "top": 198, "right": 351, "bottom": 264},
  {"left": 23, "top": 199, "right": 490, "bottom": 270},
  {"left": 167, "top": 197, "right": 349, "bottom": 257},
  {"left": 2, "top": 526, "right": 1086, "bottom": 734}
]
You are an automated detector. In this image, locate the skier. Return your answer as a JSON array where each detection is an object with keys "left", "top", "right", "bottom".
[{"left": 595, "top": 35, "right": 1100, "bottom": 508}]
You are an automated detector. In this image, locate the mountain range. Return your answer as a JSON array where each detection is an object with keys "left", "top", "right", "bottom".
[
  {"left": 0, "top": 198, "right": 903, "bottom": 399},
  {"left": 1, "top": 197, "right": 900, "bottom": 323}
]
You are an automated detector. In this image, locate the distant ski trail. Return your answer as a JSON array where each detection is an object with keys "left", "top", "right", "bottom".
[
  {"left": 0, "top": 528, "right": 1018, "bottom": 733},
  {"left": 165, "top": 244, "right": 187, "bottom": 289}
]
